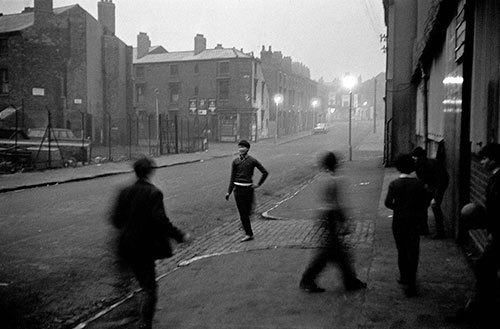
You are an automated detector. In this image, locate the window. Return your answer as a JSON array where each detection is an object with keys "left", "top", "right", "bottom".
[
  {"left": 135, "top": 84, "right": 144, "bottom": 103},
  {"left": 0, "top": 38, "right": 7, "bottom": 56},
  {"left": 253, "top": 79, "right": 258, "bottom": 101},
  {"left": 169, "top": 82, "right": 180, "bottom": 103},
  {"left": 261, "top": 82, "right": 265, "bottom": 105},
  {"left": 0, "top": 69, "right": 8, "bottom": 94},
  {"left": 217, "top": 61, "right": 229, "bottom": 76},
  {"left": 194, "top": 63, "right": 199, "bottom": 74},
  {"left": 194, "top": 86, "right": 199, "bottom": 96},
  {"left": 170, "top": 64, "right": 179, "bottom": 76},
  {"left": 217, "top": 80, "right": 229, "bottom": 100},
  {"left": 135, "top": 66, "right": 145, "bottom": 78}
]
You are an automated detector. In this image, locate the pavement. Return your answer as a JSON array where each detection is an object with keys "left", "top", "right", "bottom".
[{"left": 0, "top": 127, "right": 478, "bottom": 329}]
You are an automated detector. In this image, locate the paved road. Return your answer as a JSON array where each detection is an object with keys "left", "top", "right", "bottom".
[{"left": 0, "top": 121, "right": 381, "bottom": 329}]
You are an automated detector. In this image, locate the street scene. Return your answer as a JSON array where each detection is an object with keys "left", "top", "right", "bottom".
[{"left": 1, "top": 0, "right": 500, "bottom": 329}]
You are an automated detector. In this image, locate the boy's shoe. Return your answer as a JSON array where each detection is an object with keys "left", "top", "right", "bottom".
[
  {"left": 299, "top": 283, "right": 325, "bottom": 293},
  {"left": 345, "top": 278, "right": 367, "bottom": 291},
  {"left": 240, "top": 235, "right": 254, "bottom": 242},
  {"left": 404, "top": 285, "right": 418, "bottom": 297}
]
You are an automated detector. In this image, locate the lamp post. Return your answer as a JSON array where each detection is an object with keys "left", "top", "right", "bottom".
[
  {"left": 274, "top": 94, "right": 283, "bottom": 144},
  {"left": 154, "top": 88, "right": 160, "bottom": 153},
  {"left": 343, "top": 75, "right": 356, "bottom": 161}
]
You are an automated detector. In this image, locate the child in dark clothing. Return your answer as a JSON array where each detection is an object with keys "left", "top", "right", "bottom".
[{"left": 384, "top": 154, "right": 430, "bottom": 297}]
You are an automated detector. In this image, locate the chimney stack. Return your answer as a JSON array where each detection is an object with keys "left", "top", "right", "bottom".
[
  {"left": 137, "top": 32, "right": 151, "bottom": 59},
  {"left": 98, "top": 0, "right": 115, "bottom": 35},
  {"left": 194, "top": 34, "right": 206, "bottom": 55},
  {"left": 33, "top": 0, "right": 53, "bottom": 25}
]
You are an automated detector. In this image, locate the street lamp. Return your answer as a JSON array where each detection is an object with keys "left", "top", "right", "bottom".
[
  {"left": 343, "top": 75, "right": 357, "bottom": 161},
  {"left": 311, "top": 98, "right": 320, "bottom": 124},
  {"left": 274, "top": 94, "right": 283, "bottom": 144}
]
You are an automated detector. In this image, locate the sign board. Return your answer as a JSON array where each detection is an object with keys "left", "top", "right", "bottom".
[
  {"left": 188, "top": 98, "right": 197, "bottom": 114},
  {"left": 199, "top": 98, "right": 206, "bottom": 108},
  {"left": 32, "top": 88, "right": 45, "bottom": 96},
  {"left": 198, "top": 109, "right": 207, "bottom": 115},
  {"left": 74, "top": 98, "right": 82, "bottom": 104},
  {"left": 208, "top": 98, "right": 216, "bottom": 113}
]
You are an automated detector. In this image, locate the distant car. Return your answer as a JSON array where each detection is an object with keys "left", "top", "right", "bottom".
[{"left": 312, "top": 123, "right": 328, "bottom": 134}]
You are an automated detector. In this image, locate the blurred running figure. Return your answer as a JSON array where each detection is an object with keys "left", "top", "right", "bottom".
[
  {"left": 226, "top": 140, "right": 268, "bottom": 242},
  {"left": 299, "top": 151, "right": 367, "bottom": 293},
  {"left": 110, "top": 157, "right": 190, "bottom": 329}
]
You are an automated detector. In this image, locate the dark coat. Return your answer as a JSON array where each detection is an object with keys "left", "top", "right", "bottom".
[
  {"left": 485, "top": 170, "right": 500, "bottom": 241},
  {"left": 415, "top": 157, "right": 449, "bottom": 202},
  {"left": 110, "top": 178, "right": 185, "bottom": 261},
  {"left": 385, "top": 176, "right": 430, "bottom": 225}
]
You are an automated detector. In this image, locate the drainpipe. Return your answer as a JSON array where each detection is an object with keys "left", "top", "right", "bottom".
[{"left": 421, "top": 63, "right": 429, "bottom": 152}]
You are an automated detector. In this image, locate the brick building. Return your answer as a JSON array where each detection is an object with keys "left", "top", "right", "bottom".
[
  {"left": 383, "top": 0, "right": 500, "bottom": 238},
  {"left": 260, "top": 46, "right": 318, "bottom": 137},
  {"left": 0, "top": 0, "right": 132, "bottom": 145},
  {"left": 133, "top": 33, "right": 269, "bottom": 143}
]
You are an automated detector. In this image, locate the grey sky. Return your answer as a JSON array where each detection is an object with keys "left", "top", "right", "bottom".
[{"left": 1, "top": 0, "right": 386, "bottom": 81}]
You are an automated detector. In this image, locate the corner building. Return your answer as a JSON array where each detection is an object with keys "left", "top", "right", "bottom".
[{"left": 133, "top": 33, "right": 269, "bottom": 142}]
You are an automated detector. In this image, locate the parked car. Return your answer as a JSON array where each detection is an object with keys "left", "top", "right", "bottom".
[{"left": 312, "top": 123, "right": 328, "bottom": 134}]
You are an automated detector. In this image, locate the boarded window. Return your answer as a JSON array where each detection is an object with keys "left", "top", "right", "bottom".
[{"left": 218, "top": 80, "right": 229, "bottom": 100}]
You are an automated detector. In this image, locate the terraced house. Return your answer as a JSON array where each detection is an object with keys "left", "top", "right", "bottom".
[{"left": 133, "top": 33, "right": 269, "bottom": 144}]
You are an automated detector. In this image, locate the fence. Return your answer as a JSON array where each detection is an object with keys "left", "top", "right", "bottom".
[{"left": 91, "top": 114, "right": 208, "bottom": 163}]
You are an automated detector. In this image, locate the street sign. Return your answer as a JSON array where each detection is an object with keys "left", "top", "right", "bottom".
[
  {"left": 32, "top": 88, "right": 45, "bottom": 96},
  {"left": 74, "top": 99, "right": 82, "bottom": 104},
  {"left": 208, "top": 98, "right": 216, "bottom": 113},
  {"left": 188, "top": 98, "right": 197, "bottom": 114},
  {"left": 198, "top": 109, "right": 207, "bottom": 115}
]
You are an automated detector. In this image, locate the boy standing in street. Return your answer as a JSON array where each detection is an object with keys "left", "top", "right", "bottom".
[
  {"left": 385, "top": 154, "right": 430, "bottom": 297},
  {"left": 226, "top": 140, "right": 268, "bottom": 242}
]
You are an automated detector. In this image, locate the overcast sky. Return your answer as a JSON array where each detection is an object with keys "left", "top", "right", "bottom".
[{"left": 2, "top": 0, "right": 386, "bottom": 82}]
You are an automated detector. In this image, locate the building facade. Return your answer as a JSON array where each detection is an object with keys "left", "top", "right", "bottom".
[
  {"left": 383, "top": 0, "right": 500, "bottom": 238},
  {"left": 133, "top": 33, "right": 269, "bottom": 143},
  {"left": 260, "top": 46, "right": 318, "bottom": 137},
  {"left": 0, "top": 0, "right": 132, "bottom": 145}
]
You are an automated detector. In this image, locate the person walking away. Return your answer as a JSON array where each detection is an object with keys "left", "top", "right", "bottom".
[
  {"left": 411, "top": 146, "right": 449, "bottom": 238},
  {"left": 299, "top": 151, "right": 367, "bottom": 293},
  {"left": 110, "top": 157, "right": 190, "bottom": 329},
  {"left": 385, "top": 154, "right": 430, "bottom": 297},
  {"left": 225, "top": 140, "right": 268, "bottom": 242},
  {"left": 448, "top": 143, "right": 500, "bottom": 326}
]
